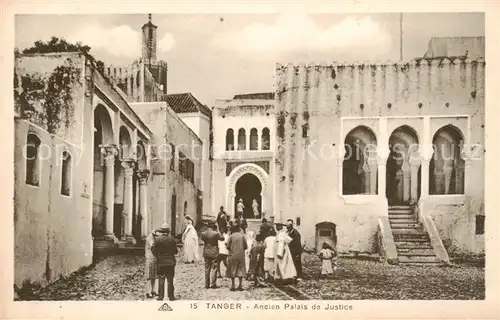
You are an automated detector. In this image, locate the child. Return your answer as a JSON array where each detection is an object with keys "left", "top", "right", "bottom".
[
  {"left": 263, "top": 228, "right": 277, "bottom": 281},
  {"left": 217, "top": 227, "right": 229, "bottom": 278},
  {"left": 319, "top": 242, "right": 336, "bottom": 277},
  {"left": 248, "top": 233, "right": 266, "bottom": 287},
  {"left": 245, "top": 231, "right": 255, "bottom": 279}
]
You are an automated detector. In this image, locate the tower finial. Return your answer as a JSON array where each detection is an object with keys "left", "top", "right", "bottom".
[{"left": 148, "top": 14, "right": 152, "bottom": 23}]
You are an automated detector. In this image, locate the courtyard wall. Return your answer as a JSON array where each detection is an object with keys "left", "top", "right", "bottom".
[{"left": 275, "top": 59, "right": 485, "bottom": 254}]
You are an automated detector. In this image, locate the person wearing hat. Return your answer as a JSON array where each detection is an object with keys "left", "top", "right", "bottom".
[
  {"left": 151, "top": 223, "right": 178, "bottom": 301},
  {"left": 236, "top": 198, "right": 245, "bottom": 220},
  {"left": 201, "top": 221, "right": 224, "bottom": 289},
  {"left": 286, "top": 219, "right": 303, "bottom": 281}
]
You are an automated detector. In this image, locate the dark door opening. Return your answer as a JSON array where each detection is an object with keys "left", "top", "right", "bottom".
[{"left": 235, "top": 173, "right": 262, "bottom": 219}]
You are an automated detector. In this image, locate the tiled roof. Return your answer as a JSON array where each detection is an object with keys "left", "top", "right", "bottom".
[
  {"left": 164, "top": 93, "right": 212, "bottom": 117},
  {"left": 233, "top": 92, "right": 275, "bottom": 100}
]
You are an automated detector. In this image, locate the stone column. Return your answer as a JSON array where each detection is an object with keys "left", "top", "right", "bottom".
[
  {"left": 409, "top": 158, "right": 421, "bottom": 203},
  {"left": 246, "top": 129, "right": 250, "bottom": 151},
  {"left": 420, "top": 117, "right": 433, "bottom": 199},
  {"left": 137, "top": 169, "right": 150, "bottom": 238},
  {"left": 377, "top": 159, "right": 387, "bottom": 197},
  {"left": 443, "top": 160, "right": 454, "bottom": 194},
  {"left": 368, "top": 159, "right": 378, "bottom": 195},
  {"left": 103, "top": 145, "right": 119, "bottom": 243},
  {"left": 377, "top": 117, "right": 389, "bottom": 199},
  {"left": 402, "top": 161, "right": 411, "bottom": 203},
  {"left": 233, "top": 130, "right": 237, "bottom": 151},
  {"left": 257, "top": 129, "right": 262, "bottom": 150},
  {"left": 122, "top": 159, "right": 136, "bottom": 244}
]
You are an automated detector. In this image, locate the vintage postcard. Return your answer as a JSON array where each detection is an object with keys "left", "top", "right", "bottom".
[{"left": 1, "top": 1, "right": 499, "bottom": 319}]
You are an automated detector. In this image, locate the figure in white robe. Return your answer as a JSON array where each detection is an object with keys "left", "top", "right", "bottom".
[
  {"left": 274, "top": 226, "right": 297, "bottom": 281},
  {"left": 252, "top": 199, "right": 259, "bottom": 218},
  {"left": 182, "top": 217, "right": 200, "bottom": 263}
]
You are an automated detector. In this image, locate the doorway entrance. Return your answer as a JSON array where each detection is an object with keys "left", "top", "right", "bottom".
[
  {"left": 234, "top": 173, "right": 262, "bottom": 219},
  {"left": 386, "top": 125, "right": 421, "bottom": 206}
]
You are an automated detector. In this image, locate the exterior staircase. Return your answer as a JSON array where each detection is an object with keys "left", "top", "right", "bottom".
[
  {"left": 245, "top": 219, "right": 263, "bottom": 235},
  {"left": 389, "top": 205, "right": 443, "bottom": 266}
]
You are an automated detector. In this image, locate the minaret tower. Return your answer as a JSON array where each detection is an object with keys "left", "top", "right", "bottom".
[{"left": 142, "top": 14, "right": 157, "bottom": 61}]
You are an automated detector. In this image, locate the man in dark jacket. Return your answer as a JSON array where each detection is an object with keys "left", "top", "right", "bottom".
[
  {"left": 152, "top": 223, "right": 178, "bottom": 301},
  {"left": 286, "top": 219, "right": 303, "bottom": 280},
  {"left": 201, "top": 222, "right": 224, "bottom": 289},
  {"left": 216, "top": 206, "right": 229, "bottom": 232},
  {"left": 259, "top": 218, "right": 270, "bottom": 239}
]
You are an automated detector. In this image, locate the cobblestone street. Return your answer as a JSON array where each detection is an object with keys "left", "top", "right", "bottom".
[
  {"left": 22, "top": 249, "right": 290, "bottom": 301},
  {"left": 18, "top": 248, "right": 484, "bottom": 301}
]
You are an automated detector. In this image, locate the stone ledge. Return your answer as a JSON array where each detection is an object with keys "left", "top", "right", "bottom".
[{"left": 377, "top": 217, "right": 399, "bottom": 264}]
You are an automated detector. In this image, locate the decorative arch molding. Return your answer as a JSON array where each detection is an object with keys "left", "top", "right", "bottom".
[
  {"left": 226, "top": 163, "right": 269, "bottom": 218},
  {"left": 94, "top": 103, "right": 115, "bottom": 145},
  {"left": 342, "top": 122, "right": 378, "bottom": 144},
  {"left": 226, "top": 161, "right": 270, "bottom": 176}
]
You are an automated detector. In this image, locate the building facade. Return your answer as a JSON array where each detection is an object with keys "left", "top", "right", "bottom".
[
  {"left": 274, "top": 53, "right": 485, "bottom": 256},
  {"left": 211, "top": 94, "right": 275, "bottom": 221},
  {"left": 165, "top": 93, "right": 213, "bottom": 217},
  {"left": 13, "top": 16, "right": 206, "bottom": 290}
]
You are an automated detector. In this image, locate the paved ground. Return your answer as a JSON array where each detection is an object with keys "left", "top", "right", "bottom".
[
  {"left": 296, "top": 252, "right": 485, "bottom": 300},
  {"left": 18, "top": 249, "right": 484, "bottom": 301},
  {"left": 21, "top": 250, "right": 289, "bottom": 301}
]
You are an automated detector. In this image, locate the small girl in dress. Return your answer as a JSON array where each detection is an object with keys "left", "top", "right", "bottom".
[{"left": 319, "top": 242, "right": 336, "bottom": 277}]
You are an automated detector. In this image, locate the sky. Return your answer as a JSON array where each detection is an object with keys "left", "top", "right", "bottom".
[{"left": 15, "top": 13, "right": 484, "bottom": 106}]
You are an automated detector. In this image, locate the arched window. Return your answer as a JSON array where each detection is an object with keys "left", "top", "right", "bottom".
[
  {"left": 238, "top": 128, "right": 246, "bottom": 150},
  {"left": 429, "top": 125, "right": 465, "bottom": 195},
  {"left": 226, "top": 129, "right": 234, "bottom": 151},
  {"left": 184, "top": 201, "right": 188, "bottom": 217},
  {"left": 262, "top": 128, "right": 270, "bottom": 150},
  {"left": 250, "top": 128, "right": 258, "bottom": 150},
  {"left": 25, "top": 133, "right": 41, "bottom": 186},
  {"left": 342, "top": 126, "right": 378, "bottom": 195},
  {"left": 60, "top": 151, "right": 72, "bottom": 196}
]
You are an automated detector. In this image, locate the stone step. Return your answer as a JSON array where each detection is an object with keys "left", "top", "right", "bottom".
[
  {"left": 394, "top": 234, "right": 429, "bottom": 241},
  {"left": 388, "top": 209, "right": 412, "bottom": 214},
  {"left": 388, "top": 215, "right": 416, "bottom": 220},
  {"left": 398, "top": 255, "right": 440, "bottom": 263},
  {"left": 392, "top": 229, "right": 427, "bottom": 236},
  {"left": 394, "top": 236, "right": 429, "bottom": 242},
  {"left": 389, "top": 218, "right": 418, "bottom": 224},
  {"left": 395, "top": 241, "right": 433, "bottom": 249},
  {"left": 390, "top": 223, "right": 421, "bottom": 229},
  {"left": 397, "top": 248, "right": 436, "bottom": 256},
  {"left": 398, "top": 261, "right": 444, "bottom": 266},
  {"left": 389, "top": 205, "right": 411, "bottom": 209},
  {"left": 394, "top": 237, "right": 430, "bottom": 243}
]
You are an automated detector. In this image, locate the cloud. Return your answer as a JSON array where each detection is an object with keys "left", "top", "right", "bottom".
[
  {"left": 212, "top": 14, "right": 393, "bottom": 59},
  {"left": 67, "top": 24, "right": 142, "bottom": 58},
  {"left": 158, "top": 33, "right": 175, "bottom": 52}
]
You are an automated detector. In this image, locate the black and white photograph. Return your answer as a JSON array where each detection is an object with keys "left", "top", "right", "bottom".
[{"left": 2, "top": 2, "right": 499, "bottom": 319}]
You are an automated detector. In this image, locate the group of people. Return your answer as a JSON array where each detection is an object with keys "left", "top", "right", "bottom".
[
  {"left": 143, "top": 206, "right": 338, "bottom": 301},
  {"left": 205, "top": 207, "right": 305, "bottom": 291}
]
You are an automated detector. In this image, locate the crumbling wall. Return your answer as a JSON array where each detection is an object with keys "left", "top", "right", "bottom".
[{"left": 14, "top": 52, "right": 85, "bottom": 145}]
